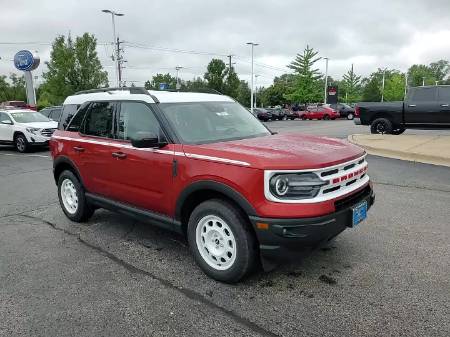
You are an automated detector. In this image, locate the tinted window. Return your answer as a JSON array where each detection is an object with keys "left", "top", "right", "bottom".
[
  {"left": 438, "top": 87, "right": 450, "bottom": 102},
  {"left": 40, "top": 109, "right": 51, "bottom": 117},
  {"left": 81, "top": 102, "right": 115, "bottom": 138},
  {"left": 59, "top": 104, "right": 80, "bottom": 130},
  {"left": 115, "top": 102, "right": 161, "bottom": 140},
  {"left": 50, "top": 108, "right": 62, "bottom": 121},
  {"left": 410, "top": 87, "right": 437, "bottom": 102},
  {"left": 67, "top": 104, "right": 90, "bottom": 132}
]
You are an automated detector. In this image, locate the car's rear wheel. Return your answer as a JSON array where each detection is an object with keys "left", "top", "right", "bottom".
[
  {"left": 347, "top": 113, "right": 354, "bottom": 120},
  {"left": 14, "top": 134, "right": 29, "bottom": 153},
  {"left": 371, "top": 118, "right": 393, "bottom": 134},
  {"left": 57, "top": 170, "right": 94, "bottom": 222},
  {"left": 301, "top": 115, "right": 307, "bottom": 120},
  {"left": 323, "top": 114, "right": 330, "bottom": 120},
  {"left": 187, "top": 199, "right": 257, "bottom": 283}
]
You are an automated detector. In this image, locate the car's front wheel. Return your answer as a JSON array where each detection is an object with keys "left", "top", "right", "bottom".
[
  {"left": 187, "top": 199, "right": 257, "bottom": 283},
  {"left": 14, "top": 134, "right": 29, "bottom": 153},
  {"left": 57, "top": 170, "right": 94, "bottom": 222},
  {"left": 347, "top": 113, "right": 354, "bottom": 120}
]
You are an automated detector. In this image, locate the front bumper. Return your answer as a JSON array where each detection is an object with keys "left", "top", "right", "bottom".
[
  {"left": 25, "top": 133, "right": 50, "bottom": 146},
  {"left": 249, "top": 184, "right": 375, "bottom": 261},
  {"left": 354, "top": 117, "right": 361, "bottom": 125}
]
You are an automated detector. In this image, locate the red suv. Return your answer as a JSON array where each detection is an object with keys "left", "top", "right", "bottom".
[{"left": 51, "top": 88, "right": 374, "bottom": 283}]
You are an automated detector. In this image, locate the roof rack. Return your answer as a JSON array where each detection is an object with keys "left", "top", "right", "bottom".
[
  {"left": 160, "top": 88, "right": 223, "bottom": 95},
  {"left": 74, "top": 87, "right": 150, "bottom": 96}
]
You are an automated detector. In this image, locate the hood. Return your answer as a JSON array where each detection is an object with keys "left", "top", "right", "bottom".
[
  {"left": 17, "top": 121, "right": 58, "bottom": 129},
  {"left": 182, "top": 133, "right": 365, "bottom": 170}
]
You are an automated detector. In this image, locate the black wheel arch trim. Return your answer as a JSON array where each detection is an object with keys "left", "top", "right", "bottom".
[
  {"left": 53, "top": 156, "right": 84, "bottom": 186},
  {"left": 175, "top": 180, "right": 258, "bottom": 221}
]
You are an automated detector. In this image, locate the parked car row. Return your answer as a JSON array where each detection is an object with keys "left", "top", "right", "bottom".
[{"left": 255, "top": 103, "right": 356, "bottom": 122}]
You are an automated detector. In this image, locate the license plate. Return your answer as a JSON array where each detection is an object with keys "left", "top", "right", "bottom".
[{"left": 352, "top": 201, "right": 367, "bottom": 227}]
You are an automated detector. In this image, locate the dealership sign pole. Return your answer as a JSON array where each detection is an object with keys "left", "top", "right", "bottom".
[{"left": 13, "top": 50, "right": 40, "bottom": 107}]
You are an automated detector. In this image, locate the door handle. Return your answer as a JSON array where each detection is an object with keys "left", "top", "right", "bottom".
[
  {"left": 408, "top": 104, "right": 416, "bottom": 107},
  {"left": 112, "top": 151, "right": 127, "bottom": 159},
  {"left": 73, "top": 146, "right": 85, "bottom": 152},
  {"left": 441, "top": 104, "right": 449, "bottom": 107}
]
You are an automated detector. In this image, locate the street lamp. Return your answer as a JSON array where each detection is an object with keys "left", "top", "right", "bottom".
[
  {"left": 323, "top": 57, "right": 329, "bottom": 104},
  {"left": 254, "top": 74, "right": 260, "bottom": 108},
  {"left": 247, "top": 42, "right": 259, "bottom": 114},
  {"left": 381, "top": 68, "right": 387, "bottom": 102},
  {"left": 102, "top": 9, "right": 124, "bottom": 87},
  {"left": 422, "top": 77, "right": 425, "bottom": 86}
]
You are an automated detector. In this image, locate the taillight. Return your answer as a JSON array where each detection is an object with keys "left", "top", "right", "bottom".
[{"left": 354, "top": 106, "right": 360, "bottom": 117}]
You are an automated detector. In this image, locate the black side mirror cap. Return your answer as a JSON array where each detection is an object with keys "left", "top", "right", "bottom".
[{"left": 131, "top": 131, "right": 167, "bottom": 148}]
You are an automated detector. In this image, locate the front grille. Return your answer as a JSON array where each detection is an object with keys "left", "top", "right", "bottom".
[
  {"left": 41, "top": 128, "right": 56, "bottom": 137},
  {"left": 334, "top": 185, "right": 371, "bottom": 211}
]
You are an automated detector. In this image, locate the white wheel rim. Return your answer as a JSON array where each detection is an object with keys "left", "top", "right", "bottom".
[
  {"left": 195, "top": 215, "right": 237, "bottom": 271},
  {"left": 60, "top": 179, "right": 78, "bottom": 214},
  {"left": 347, "top": 113, "right": 354, "bottom": 120}
]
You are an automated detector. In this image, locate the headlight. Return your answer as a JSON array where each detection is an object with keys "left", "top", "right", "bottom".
[
  {"left": 269, "top": 173, "right": 328, "bottom": 200},
  {"left": 26, "top": 127, "right": 40, "bottom": 135}
]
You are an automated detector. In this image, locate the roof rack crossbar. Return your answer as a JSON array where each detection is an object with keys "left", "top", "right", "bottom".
[{"left": 74, "top": 87, "right": 150, "bottom": 96}]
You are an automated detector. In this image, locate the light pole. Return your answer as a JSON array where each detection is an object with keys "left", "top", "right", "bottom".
[
  {"left": 435, "top": 80, "right": 439, "bottom": 86},
  {"left": 422, "top": 77, "right": 425, "bottom": 86},
  {"left": 102, "top": 9, "right": 124, "bottom": 87},
  {"left": 175, "top": 66, "right": 183, "bottom": 90},
  {"left": 381, "top": 68, "right": 387, "bottom": 102},
  {"left": 324, "top": 57, "right": 329, "bottom": 104},
  {"left": 247, "top": 42, "right": 258, "bottom": 114},
  {"left": 254, "top": 74, "right": 260, "bottom": 108},
  {"left": 404, "top": 73, "right": 408, "bottom": 99}
]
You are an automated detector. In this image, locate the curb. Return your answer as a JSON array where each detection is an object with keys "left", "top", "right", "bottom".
[{"left": 347, "top": 135, "right": 450, "bottom": 168}]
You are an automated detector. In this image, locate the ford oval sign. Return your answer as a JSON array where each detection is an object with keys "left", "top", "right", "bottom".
[{"left": 14, "top": 50, "right": 40, "bottom": 71}]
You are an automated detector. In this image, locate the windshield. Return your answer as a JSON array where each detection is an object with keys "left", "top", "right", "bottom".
[
  {"left": 160, "top": 101, "right": 271, "bottom": 144},
  {"left": 10, "top": 111, "right": 51, "bottom": 123}
]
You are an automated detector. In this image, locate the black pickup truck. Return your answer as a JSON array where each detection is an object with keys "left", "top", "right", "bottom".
[{"left": 355, "top": 85, "right": 450, "bottom": 134}]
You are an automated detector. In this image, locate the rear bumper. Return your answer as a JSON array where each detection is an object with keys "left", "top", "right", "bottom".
[
  {"left": 354, "top": 118, "right": 362, "bottom": 125},
  {"left": 249, "top": 185, "right": 375, "bottom": 261}
]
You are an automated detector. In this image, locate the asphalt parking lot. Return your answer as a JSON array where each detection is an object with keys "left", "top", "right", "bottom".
[{"left": 1, "top": 120, "right": 449, "bottom": 337}]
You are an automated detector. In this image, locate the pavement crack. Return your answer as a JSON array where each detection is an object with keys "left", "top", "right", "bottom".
[
  {"left": 14, "top": 213, "right": 280, "bottom": 337},
  {"left": 372, "top": 180, "right": 450, "bottom": 193}
]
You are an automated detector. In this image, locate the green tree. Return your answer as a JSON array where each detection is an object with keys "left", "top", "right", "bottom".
[
  {"left": 341, "top": 65, "right": 362, "bottom": 103},
  {"left": 0, "top": 74, "right": 27, "bottom": 101},
  {"left": 429, "top": 60, "right": 449, "bottom": 82},
  {"left": 223, "top": 67, "right": 240, "bottom": 98},
  {"left": 204, "top": 59, "right": 227, "bottom": 93},
  {"left": 41, "top": 33, "right": 108, "bottom": 104},
  {"left": 285, "top": 45, "right": 322, "bottom": 104},
  {"left": 183, "top": 77, "right": 208, "bottom": 91},
  {"left": 407, "top": 64, "right": 436, "bottom": 87},
  {"left": 384, "top": 72, "right": 406, "bottom": 101},
  {"left": 236, "top": 80, "right": 251, "bottom": 107},
  {"left": 145, "top": 73, "right": 177, "bottom": 90}
]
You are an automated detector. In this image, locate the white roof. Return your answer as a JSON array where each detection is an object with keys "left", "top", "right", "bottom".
[
  {"left": 1, "top": 109, "right": 36, "bottom": 114},
  {"left": 63, "top": 89, "right": 234, "bottom": 105}
]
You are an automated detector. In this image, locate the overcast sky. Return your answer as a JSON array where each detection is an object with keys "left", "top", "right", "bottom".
[{"left": 1, "top": 0, "right": 450, "bottom": 88}]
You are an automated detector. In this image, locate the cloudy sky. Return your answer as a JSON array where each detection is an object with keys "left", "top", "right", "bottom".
[{"left": 1, "top": 0, "right": 450, "bottom": 88}]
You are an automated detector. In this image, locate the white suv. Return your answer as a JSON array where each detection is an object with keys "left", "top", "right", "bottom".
[{"left": 0, "top": 109, "right": 58, "bottom": 152}]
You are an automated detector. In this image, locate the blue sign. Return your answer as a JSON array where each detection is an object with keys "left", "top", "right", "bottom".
[
  {"left": 159, "top": 83, "right": 168, "bottom": 90},
  {"left": 14, "top": 50, "right": 39, "bottom": 71}
]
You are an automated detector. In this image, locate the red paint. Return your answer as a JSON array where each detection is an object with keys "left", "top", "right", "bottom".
[{"left": 51, "top": 130, "right": 368, "bottom": 219}]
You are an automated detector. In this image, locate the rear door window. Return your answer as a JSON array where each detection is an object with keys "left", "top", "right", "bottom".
[
  {"left": 438, "top": 87, "right": 450, "bottom": 102},
  {"left": 81, "top": 102, "right": 115, "bottom": 138},
  {"left": 409, "top": 87, "right": 437, "bottom": 102}
]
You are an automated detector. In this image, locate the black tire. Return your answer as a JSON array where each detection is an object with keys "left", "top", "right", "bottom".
[
  {"left": 57, "top": 170, "right": 94, "bottom": 222},
  {"left": 187, "top": 199, "right": 257, "bottom": 283},
  {"left": 14, "top": 133, "right": 29, "bottom": 153},
  {"left": 371, "top": 118, "right": 393, "bottom": 134},
  {"left": 391, "top": 127, "right": 406, "bottom": 135},
  {"left": 301, "top": 115, "right": 307, "bottom": 120},
  {"left": 323, "top": 114, "right": 330, "bottom": 120},
  {"left": 347, "top": 113, "right": 354, "bottom": 120}
]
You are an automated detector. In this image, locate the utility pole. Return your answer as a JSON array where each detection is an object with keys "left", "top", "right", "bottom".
[
  {"left": 227, "top": 55, "right": 233, "bottom": 71},
  {"left": 102, "top": 9, "right": 124, "bottom": 87},
  {"left": 404, "top": 73, "right": 408, "bottom": 99},
  {"left": 175, "top": 66, "right": 183, "bottom": 90},
  {"left": 247, "top": 42, "right": 259, "bottom": 114},
  {"left": 116, "top": 37, "right": 126, "bottom": 87},
  {"left": 381, "top": 68, "right": 386, "bottom": 102},
  {"left": 324, "top": 57, "right": 329, "bottom": 104}
]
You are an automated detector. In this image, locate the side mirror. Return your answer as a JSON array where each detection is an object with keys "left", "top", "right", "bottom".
[
  {"left": 131, "top": 131, "right": 167, "bottom": 148},
  {"left": 1, "top": 120, "right": 12, "bottom": 125}
]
